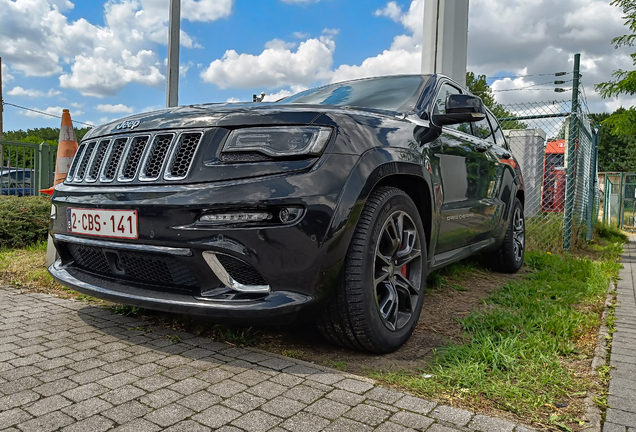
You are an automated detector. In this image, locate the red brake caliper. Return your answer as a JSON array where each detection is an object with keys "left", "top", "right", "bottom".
[{"left": 400, "top": 265, "right": 408, "bottom": 277}]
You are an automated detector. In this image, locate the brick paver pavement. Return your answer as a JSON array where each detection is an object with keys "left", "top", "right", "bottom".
[
  {"left": 604, "top": 238, "right": 636, "bottom": 432},
  {"left": 0, "top": 285, "right": 538, "bottom": 432}
]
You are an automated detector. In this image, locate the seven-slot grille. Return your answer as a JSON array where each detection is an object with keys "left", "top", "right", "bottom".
[{"left": 66, "top": 131, "right": 204, "bottom": 185}]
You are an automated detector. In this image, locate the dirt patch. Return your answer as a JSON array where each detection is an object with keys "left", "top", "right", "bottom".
[{"left": 255, "top": 268, "right": 524, "bottom": 375}]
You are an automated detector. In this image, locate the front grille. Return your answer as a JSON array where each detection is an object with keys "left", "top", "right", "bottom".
[
  {"left": 64, "top": 242, "right": 199, "bottom": 288},
  {"left": 121, "top": 136, "right": 149, "bottom": 180},
  {"left": 67, "top": 243, "right": 111, "bottom": 274},
  {"left": 103, "top": 138, "right": 127, "bottom": 181},
  {"left": 141, "top": 134, "right": 173, "bottom": 180},
  {"left": 66, "top": 130, "right": 203, "bottom": 185},
  {"left": 217, "top": 255, "right": 268, "bottom": 286},
  {"left": 74, "top": 141, "right": 96, "bottom": 181},
  {"left": 87, "top": 140, "right": 110, "bottom": 182},
  {"left": 168, "top": 133, "right": 202, "bottom": 179}
]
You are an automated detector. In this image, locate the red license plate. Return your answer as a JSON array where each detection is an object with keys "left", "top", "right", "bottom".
[{"left": 67, "top": 208, "right": 138, "bottom": 239}]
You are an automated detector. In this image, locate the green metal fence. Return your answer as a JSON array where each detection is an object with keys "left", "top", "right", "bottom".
[
  {"left": 603, "top": 173, "right": 636, "bottom": 229},
  {"left": 497, "top": 56, "right": 600, "bottom": 252},
  {"left": 0, "top": 140, "right": 57, "bottom": 196}
]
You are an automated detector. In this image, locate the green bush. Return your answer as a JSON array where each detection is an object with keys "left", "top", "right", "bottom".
[{"left": 0, "top": 196, "right": 52, "bottom": 248}]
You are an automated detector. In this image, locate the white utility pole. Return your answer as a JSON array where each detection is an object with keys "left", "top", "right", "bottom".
[
  {"left": 421, "top": 0, "right": 469, "bottom": 88},
  {"left": 166, "top": 0, "right": 181, "bottom": 107}
]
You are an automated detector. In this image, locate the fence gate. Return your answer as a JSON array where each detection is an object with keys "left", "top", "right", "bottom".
[{"left": 0, "top": 140, "right": 57, "bottom": 196}]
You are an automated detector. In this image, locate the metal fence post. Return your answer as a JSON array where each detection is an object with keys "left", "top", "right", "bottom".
[
  {"left": 38, "top": 142, "right": 51, "bottom": 194},
  {"left": 563, "top": 53, "right": 581, "bottom": 250},
  {"left": 619, "top": 172, "right": 625, "bottom": 229},
  {"left": 586, "top": 126, "right": 600, "bottom": 241}
]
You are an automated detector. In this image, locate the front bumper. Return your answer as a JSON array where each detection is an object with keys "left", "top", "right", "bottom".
[
  {"left": 48, "top": 153, "right": 360, "bottom": 323},
  {"left": 49, "top": 258, "right": 315, "bottom": 325}
]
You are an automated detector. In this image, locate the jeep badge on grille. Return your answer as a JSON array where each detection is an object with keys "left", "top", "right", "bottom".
[{"left": 115, "top": 120, "right": 140, "bottom": 130}]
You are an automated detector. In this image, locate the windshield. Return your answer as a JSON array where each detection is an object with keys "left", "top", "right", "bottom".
[{"left": 279, "top": 75, "right": 429, "bottom": 112}]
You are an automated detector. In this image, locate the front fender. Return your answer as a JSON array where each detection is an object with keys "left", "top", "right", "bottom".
[{"left": 321, "top": 147, "right": 434, "bottom": 271}]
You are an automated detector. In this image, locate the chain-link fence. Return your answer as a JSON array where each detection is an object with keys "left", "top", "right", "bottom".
[{"left": 498, "top": 98, "right": 600, "bottom": 252}]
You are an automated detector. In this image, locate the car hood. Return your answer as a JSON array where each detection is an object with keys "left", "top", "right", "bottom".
[{"left": 83, "top": 102, "right": 405, "bottom": 140}]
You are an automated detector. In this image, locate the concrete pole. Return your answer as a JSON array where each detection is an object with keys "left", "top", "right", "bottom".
[
  {"left": 166, "top": 0, "right": 180, "bottom": 108},
  {"left": 421, "top": 0, "right": 469, "bottom": 88},
  {"left": 1, "top": 57, "right": 4, "bottom": 168},
  {"left": 1, "top": 57, "right": 4, "bottom": 140}
]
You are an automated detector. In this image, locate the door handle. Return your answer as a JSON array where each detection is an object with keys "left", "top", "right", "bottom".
[
  {"left": 502, "top": 152, "right": 512, "bottom": 159},
  {"left": 475, "top": 144, "right": 488, "bottom": 153}
]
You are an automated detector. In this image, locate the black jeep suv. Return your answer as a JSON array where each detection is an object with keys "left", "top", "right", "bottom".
[{"left": 48, "top": 74, "right": 525, "bottom": 353}]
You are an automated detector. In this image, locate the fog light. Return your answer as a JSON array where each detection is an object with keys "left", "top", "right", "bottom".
[
  {"left": 279, "top": 207, "right": 303, "bottom": 223},
  {"left": 199, "top": 212, "right": 272, "bottom": 224}
]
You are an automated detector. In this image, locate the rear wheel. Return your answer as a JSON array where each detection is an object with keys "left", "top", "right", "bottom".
[
  {"left": 482, "top": 198, "right": 525, "bottom": 273},
  {"left": 316, "top": 187, "right": 427, "bottom": 353}
]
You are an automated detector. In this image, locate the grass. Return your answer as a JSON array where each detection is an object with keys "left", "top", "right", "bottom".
[
  {"left": 0, "top": 241, "right": 66, "bottom": 294},
  {"left": 373, "top": 234, "right": 624, "bottom": 430},
  {"left": 327, "top": 360, "right": 348, "bottom": 371},
  {"left": 282, "top": 349, "right": 305, "bottom": 359},
  {"left": 427, "top": 257, "right": 483, "bottom": 290}
]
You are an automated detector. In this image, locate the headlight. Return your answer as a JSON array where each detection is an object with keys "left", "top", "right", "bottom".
[{"left": 223, "top": 126, "right": 332, "bottom": 157}]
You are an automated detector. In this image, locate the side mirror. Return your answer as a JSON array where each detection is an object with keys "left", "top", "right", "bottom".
[{"left": 433, "top": 94, "right": 486, "bottom": 126}]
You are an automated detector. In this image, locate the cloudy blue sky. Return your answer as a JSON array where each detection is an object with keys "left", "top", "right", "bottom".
[{"left": 0, "top": 0, "right": 634, "bottom": 131}]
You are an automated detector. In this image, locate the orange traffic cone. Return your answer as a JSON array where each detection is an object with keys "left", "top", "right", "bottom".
[{"left": 40, "top": 109, "right": 78, "bottom": 195}]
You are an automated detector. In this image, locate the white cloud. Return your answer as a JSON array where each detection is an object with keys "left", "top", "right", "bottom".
[
  {"left": 180, "top": 62, "right": 194, "bottom": 78},
  {"left": 264, "top": 39, "right": 298, "bottom": 50},
  {"left": 70, "top": 102, "right": 83, "bottom": 108},
  {"left": 7, "top": 87, "right": 61, "bottom": 98},
  {"left": 226, "top": 97, "right": 242, "bottom": 103},
  {"left": 95, "top": 103, "right": 135, "bottom": 114},
  {"left": 293, "top": 31, "right": 310, "bottom": 39},
  {"left": 20, "top": 106, "right": 83, "bottom": 119},
  {"left": 201, "top": 36, "right": 336, "bottom": 89},
  {"left": 374, "top": 1, "right": 402, "bottom": 22},
  {"left": 59, "top": 51, "right": 165, "bottom": 97},
  {"left": 1, "top": 62, "right": 13, "bottom": 83},
  {"left": 182, "top": 0, "right": 233, "bottom": 22},
  {"left": 0, "top": 0, "right": 233, "bottom": 97}
]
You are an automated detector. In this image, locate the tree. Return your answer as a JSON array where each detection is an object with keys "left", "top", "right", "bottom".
[
  {"left": 3, "top": 127, "right": 91, "bottom": 144},
  {"left": 590, "top": 111, "right": 636, "bottom": 171},
  {"left": 465, "top": 72, "right": 526, "bottom": 130},
  {"left": 595, "top": 0, "right": 636, "bottom": 135}
]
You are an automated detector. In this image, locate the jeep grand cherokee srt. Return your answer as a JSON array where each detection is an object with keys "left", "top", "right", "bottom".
[{"left": 48, "top": 74, "right": 525, "bottom": 353}]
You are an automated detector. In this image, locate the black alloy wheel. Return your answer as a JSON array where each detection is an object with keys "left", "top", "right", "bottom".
[
  {"left": 482, "top": 197, "right": 525, "bottom": 273},
  {"left": 316, "top": 186, "right": 427, "bottom": 353},
  {"left": 374, "top": 210, "right": 423, "bottom": 332}
]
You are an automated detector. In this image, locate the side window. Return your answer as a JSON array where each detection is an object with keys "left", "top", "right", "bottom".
[
  {"left": 471, "top": 116, "right": 495, "bottom": 144},
  {"left": 434, "top": 83, "right": 471, "bottom": 133},
  {"left": 487, "top": 111, "right": 508, "bottom": 149},
  {"left": 434, "top": 83, "right": 460, "bottom": 115}
]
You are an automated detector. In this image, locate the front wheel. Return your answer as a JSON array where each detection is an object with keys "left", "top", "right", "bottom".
[
  {"left": 482, "top": 197, "right": 525, "bottom": 273},
  {"left": 316, "top": 187, "right": 427, "bottom": 353}
]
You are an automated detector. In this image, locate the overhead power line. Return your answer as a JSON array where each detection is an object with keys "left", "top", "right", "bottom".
[
  {"left": 492, "top": 79, "right": 574, "bottom": 92},
  {"left": 487, "top": 72, "right": 572, "bottom": 80},
  {"left": 2, "top": 101, "right": 94, "bottom": 128}
]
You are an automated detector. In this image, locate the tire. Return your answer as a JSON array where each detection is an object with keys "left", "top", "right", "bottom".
[
  {"left": 316, "top": 187, "right": 427, "bottom": 353},
  {"left": 482, "top": 198, "right": 525, "bottom": 273}
]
